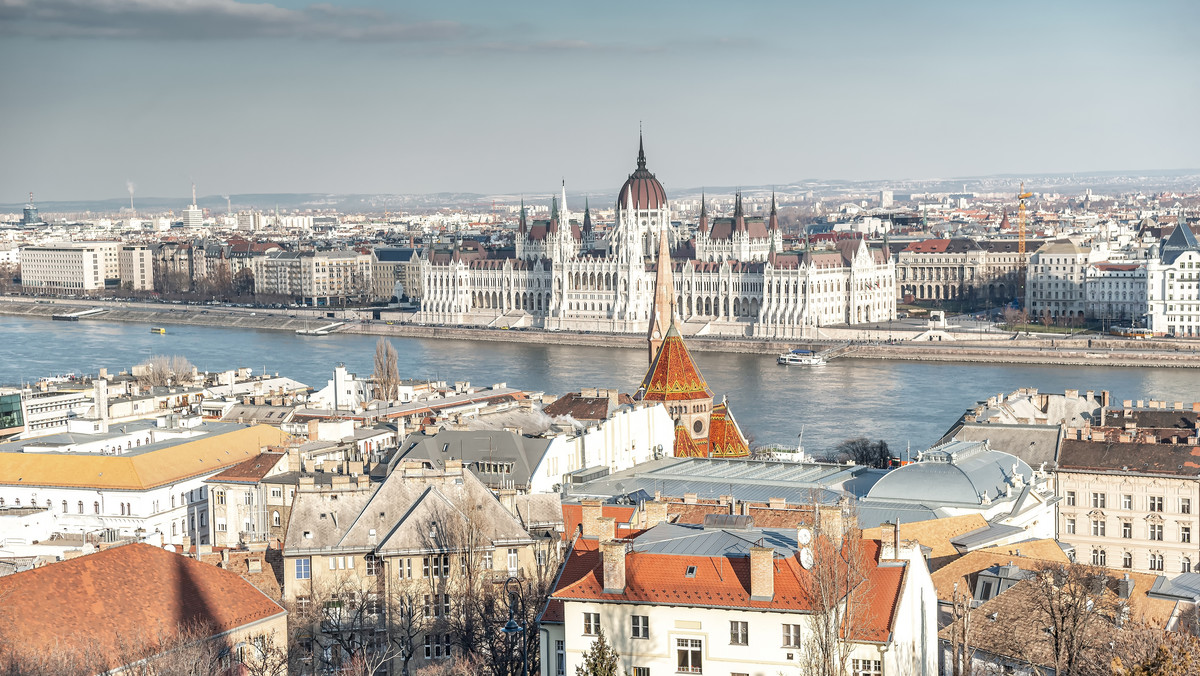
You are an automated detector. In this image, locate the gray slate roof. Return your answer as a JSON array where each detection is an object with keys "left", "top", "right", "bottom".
[{"left": 393, "top": 429, "right": 553, "bottom": 489}]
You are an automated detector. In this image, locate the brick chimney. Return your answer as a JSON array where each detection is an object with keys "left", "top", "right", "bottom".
[
  {"left": 818, "top": 504, "right": 845, "bottom": 543},
  {"left": 307, "top": 419, "right": 319, "bottom": 441},
  {"left": 601, "top": 540, "right": 627, "bottom": 593},
  {"left": 581, "top": 500, "right": 603, "bottom": 538},
  {"left": 879, "top": 522, "right": 898, "bottom": 559},
  {"left": 641, "top": 500, "right": 669, "bottom": 529},
  {"left": 749, "top": 546, "right": 775, "bottom": 601},
  {"left": 596, "top": 516, "right": 617, "bottom": 541},
  {"left": 768, "top": 497, "right": 786, "bottom": 510}
]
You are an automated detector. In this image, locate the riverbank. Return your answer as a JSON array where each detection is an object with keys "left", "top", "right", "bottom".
[{"left": 3, "top": 299, "right": 1198, "bottom": 368}]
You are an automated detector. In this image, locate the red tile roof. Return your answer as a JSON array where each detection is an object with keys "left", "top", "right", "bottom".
[
  {"left": 551, "top": 537, "right": 904, "bottom": 642},
  {"left": 903, "top": 239, "right": 951, "bottom": 253},
  {"left": 560, "top": 503, "right": 637, "bottom": 541},
  {"left": 207, "top": 451, "right": 285, "bottom": 483},
  {"left": 708, "top": 402, "right": 749, "bottom": 458},
  {"left": 672, "top": 424, "right": 708, "bottom": 457},
  {"left": 639, "top": 324, "right": 713, "bottom": 403},
  {"left": 0, "top": 543, "right": 285, "bottom": 669}
]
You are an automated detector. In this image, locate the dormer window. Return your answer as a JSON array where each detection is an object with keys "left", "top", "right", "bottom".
[{"left": 685, "top": 565, "right": 697, "bottom": 578}]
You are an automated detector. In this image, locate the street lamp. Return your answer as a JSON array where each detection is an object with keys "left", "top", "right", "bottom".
[{"left": 500, "top": 576, "right": 527, "bottom": 676}]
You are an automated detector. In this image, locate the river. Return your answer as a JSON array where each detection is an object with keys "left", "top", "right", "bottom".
[{"left": 4, "top": 315, "right": 1196, "bottom": 455}]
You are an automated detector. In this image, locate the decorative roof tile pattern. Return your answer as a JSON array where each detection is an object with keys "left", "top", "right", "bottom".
[
  {"left": 0, "top": 543, "right": 285, "bottom": 670},
  {"left": 672, "top": 424, "right": 708, "bottom": 458},
  {"left": 707, "top": 402, "right": 749, "bottom": 458},
  {"left": 638, "top": 325, "right": 713, "bottom": 403}
]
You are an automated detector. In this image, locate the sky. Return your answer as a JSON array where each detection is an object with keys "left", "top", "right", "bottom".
[{"left": 1, "top": 0, "right": 1198, "bottom": 203}]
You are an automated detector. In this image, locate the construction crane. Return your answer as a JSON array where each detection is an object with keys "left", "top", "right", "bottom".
[{"left": 1017, "top": 181, "right": 1033, "bottom": 256}]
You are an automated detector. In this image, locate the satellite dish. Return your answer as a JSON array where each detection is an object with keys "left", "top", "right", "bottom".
[
  {"left": 800, "top": 547, "right": 814, "bottom": 570},
  {"left": 797, "top": 527, "right": 812, "bottom": 546}
]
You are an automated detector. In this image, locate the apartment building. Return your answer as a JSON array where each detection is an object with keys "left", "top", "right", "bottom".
[
  {"left": 1025, "top": 240, "right": 1092, "bottom": 321},
  {"left": 1056, "top": 402, "right": 1200, "bottom": 575},
  {"left": 1146, "top": 221, "right": 1200, "bottom": 336},
  {"left": 20, "top": 241, "right": 118, "bottom": 292},
  {"left": 1084, "top": 262, "right": 1147, "bottom": 324},
  {"left": 253, "top": 249, "right": 373, "bottom": 305}
]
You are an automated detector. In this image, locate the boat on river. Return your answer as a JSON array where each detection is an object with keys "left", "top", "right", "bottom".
[
  {"left": 150, "top": 327, "right": 166, "bottom": 334},
  {"left": 777, "top": 349, "right": 826, "bottom": 366}
]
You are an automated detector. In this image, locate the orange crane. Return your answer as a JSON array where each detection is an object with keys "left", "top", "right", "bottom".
[{"left": 1017, "top": 181, "right": 1033, "bottom": 256}]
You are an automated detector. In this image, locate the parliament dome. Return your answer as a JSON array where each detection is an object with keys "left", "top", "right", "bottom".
[{"left": 617, "top": 135, "right": 667, "bottom": 212}]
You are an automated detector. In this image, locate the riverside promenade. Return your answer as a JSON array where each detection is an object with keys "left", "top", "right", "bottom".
[{"left": 4, "top": 297, "right": 1199, "bottom": 368}]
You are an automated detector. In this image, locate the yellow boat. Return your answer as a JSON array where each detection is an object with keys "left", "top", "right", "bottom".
[{"left": 150, "top": 327, "right": 166, "bottom": 334}]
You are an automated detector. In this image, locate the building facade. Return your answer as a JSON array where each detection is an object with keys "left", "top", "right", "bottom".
[
  {"left": 1146, "top": 222, "right": 1200, "bottom": 336},
  {"left": 414, "top": 138, "right": 895, "bottom": 337},
  {"left": 1025, "top": 240, "right": 1092, "bottom": 321}
]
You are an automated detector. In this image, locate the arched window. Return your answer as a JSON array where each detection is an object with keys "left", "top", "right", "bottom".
[
  {"left": 273, "top": 511, "right": 281, "bottom": 527},
  {"left": 62, "top": 500, "right": 68, "bottom": 513},
  {"left": 172, "top": 521, "right": 177, "bottom": 536},
  {"left": 94, "top": 501, "right": 100, "bottom": 514},
  {"left": 78, "top": 501, "right": 84, "bottom": 514},
  {"left": 171, "top": 495, "right": 176, "bottom": 509},
  {"left": 1184, "top": 557, "right": 1192, "bottom": 574}
]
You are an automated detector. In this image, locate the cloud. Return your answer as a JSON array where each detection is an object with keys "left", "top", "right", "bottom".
[{"left": 0, "top": 0, "right": 471, "bottom": 42}]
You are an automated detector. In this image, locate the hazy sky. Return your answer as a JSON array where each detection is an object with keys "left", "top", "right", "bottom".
[{"left": 2, "top": 0, "right": 1198, "bottom": 203}]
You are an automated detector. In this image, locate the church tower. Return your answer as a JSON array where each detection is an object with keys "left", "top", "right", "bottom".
[{"left": 647, "top": 225, "right": 674, "bottom": 364}]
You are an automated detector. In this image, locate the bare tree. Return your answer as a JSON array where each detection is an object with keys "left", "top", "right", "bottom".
[
  {"left": 136, "top": 354, "right": 195, "bottom": 389},
  {"left": 373, "top": 338, "right": 401, "bottom": 403},
  {"left": 945, "top": 580, "right": 977, "bottom": 676},
  {"left": 797, "top": 500, "right": 876, "bottom": 676}
]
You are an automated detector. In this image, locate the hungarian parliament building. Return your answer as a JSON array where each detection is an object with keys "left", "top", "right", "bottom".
[{"left": 413, "top": 138, "right": 896, "bottom": 338}]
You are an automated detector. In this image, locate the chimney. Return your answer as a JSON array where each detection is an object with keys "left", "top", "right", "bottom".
[
  {"left": 641, "top": 500, "right": 669, "bottom": 529},
  {"left": 601, "top": 540, "right": 627, "bottom": 593},
  {"left": 596, "top": 516, "right": 617, "bottom": 541},
  {"left": 307, "top": 419, "right": 319, "bottom": 441},
  {"left": 768, "top": 497, "right": 787, "bottom": 510},
  {"left": 444, "top": 458, "right": 463, "bottom": 475},
  {"left": 1117, "top": 574, "right": 1134, "bottom": 599},
  {"left": 749, "top": 546, "right": 775, "bottom": 601},
  {"left": 287, "top": 446, "right": 302, "bottom": 473},
  {"left": 683, "top": 492, "right": 698, "bottom": 505},
  {"left": 879, "top": 522, "right": 897, "bottom": 559},
  {"left": 1102, "top": 390, "right": 1110, "bottom": 408},
  {"left": 498, "top": 488, "right": 517, "bottom": 516},
  {"left": 818, "top": 504, "right": 845, "bottom": 543},
  {"left": 581, "top": 500, "right": 603, "bottom": 538},
  {"left": 180, "top": 535, "right": 192, "bottom": 554}
]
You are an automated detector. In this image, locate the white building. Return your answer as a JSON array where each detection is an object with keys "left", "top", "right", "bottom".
[
  {"left": 414, "top": 136, "right": 895, "bottom": 337},
  {"left": 543, "top": 507, "right": 937, "bottom": 676},
  {"left": 252, "top": 249, "right": 373, "bottom": 305},
  {"left": 0, "top": 423, "right": 289, "bottom": 547},
  {"left": 1146, "top": 222, "right": 1200, "bottom": 336},
  {"left": 19, "top": 241, "right": 149, "bottom": 293},
  {"left": 1025, "top": 240, "right": 1092, "bottom": 322},
  {"left": 1084, "top": 261, "right": 1147, "bottom": 324}
]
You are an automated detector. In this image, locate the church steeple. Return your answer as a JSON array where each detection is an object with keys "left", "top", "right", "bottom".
[
  {"left": 768, "top": 191, "right": 779, "bottom": 232},
  {"left": 697, "top": 192, "right": 708, "bottom": 236},
  {"left": 518, "top": 197, "right": 527, "bottom": 235},
  {"left": 647, "top": 224, "right": 674, "bottom": 364},
  {"left": 583, "top": 197, "right": 592, "bottom": 233},
  {"left": 734, "top": 191, "right": 746, "bottom": 233}
]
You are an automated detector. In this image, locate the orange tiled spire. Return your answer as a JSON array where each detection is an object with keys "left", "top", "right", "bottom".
[
  {"left": 639, "top": 322, "right": 713, "bottom": 402},
  {"left": 672, "top": 424, "right": 708, "bottom": 457},
  {"left": 708, "top": 401, "right": 750, "bottom": 457}
]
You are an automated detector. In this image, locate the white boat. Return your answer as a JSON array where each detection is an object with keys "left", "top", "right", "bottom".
[{"left": 777, "top": 349, "right": 826, "bottom": 366}]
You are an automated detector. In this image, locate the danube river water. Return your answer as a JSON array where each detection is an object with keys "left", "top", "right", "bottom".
[{"left": 4, "top": 316, "right": 1196, "bottom": 454}]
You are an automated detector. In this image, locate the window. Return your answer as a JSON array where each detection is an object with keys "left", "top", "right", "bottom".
[
  {"left": 78, "top": 501, "right": 83, "bottom": 514},
  {"left": 1122, "top": 494, "right": 1133, "bottom": 510},
  {"left": 1091, "top": 519, "right": 1106, "bottom": 537},
  {"left": 730, "top": 620, "right": 748, "bottom": 646},
  {"left": 1123, "top": 552, "right": 1133, "bottom": 569},
  {"left": 1185, "top": 557, "right": 1193, "bottom": 574},
  {"left": 1092, "top": 548, "right": 1106, "bottom": 566},
  {"left": 1066, "top": 491, "right": 1076, "bottom": 506},
  {"left": 94, "top": 501, "right": 100, "bottom": 514},
  {"left": 1092, "top": 492, "right": 1106, "bottom": 509},
  {"left": 1150, "top": 524, "right": 1164, "bottom": 541},
  {"left": 1150, "top": 553, "right": 1164, "bottom": 571},
  {"left": 507, "top": 548, "right": 518, "bottom": 574},
  {"left": 1122, "top": 522, "right": 1132, "bottom": 539},
  {"left": 482, "top": 551, "right": 493, "bottom": 570},
  {"left": 295, "top": 557, "right": 311, "bottom": 580},
  {"left": 853, "top": 659, "right": 883, "bottom": 676},
  {"left": 1182, "top": 498, "right": 1192, "bottom": 515},
  {"left": 632, "top": 669, "right": 649, "bottom": 676},
  {"left": 583, "top": 612, "right": 600, "bottom": 636},
  {"left": 272, "top": 511, "right": 281, "bottom": 527},
  {"left": 631, "top": 615, "right": 649, "bottom": 640},
  {"left": 676, "top": 638, "right": 702, "bottom": 674},
  {"left": 1184, "top": 526, "right": 1193, "bottom": 544},
  {"left": 555, "top": 640, "right": 565, "bottom": 676},
  {"left": 1066, "top": 518, "right": 1076, "bottom": 535},
  {"left": 782, "top": 624, "right": 802, "bottom": 648},
  {"left": 61, "top": 500, "right": 67, "bottom": 513},
  {"left": 1150, "top": 496, "right": 1163, "bottom": 512},
  {"left": 215, "top": 490, "right": 225, "bottom": 506}
]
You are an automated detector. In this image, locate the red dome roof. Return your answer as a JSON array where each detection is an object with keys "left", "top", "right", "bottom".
[{"left": 617, "top": 136, "right": 667, "bottom": 212}]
